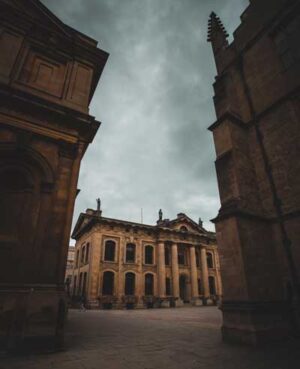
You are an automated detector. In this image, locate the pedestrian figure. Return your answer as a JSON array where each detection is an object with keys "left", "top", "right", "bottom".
[{"left": 79, "top": 296, "right": 86, "bottom": 311}]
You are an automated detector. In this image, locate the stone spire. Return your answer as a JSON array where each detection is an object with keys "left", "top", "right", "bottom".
[{"left": 207, "top": 12, "right": 229, "bottom": 53}]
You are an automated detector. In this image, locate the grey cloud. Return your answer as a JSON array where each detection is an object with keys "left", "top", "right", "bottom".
[{"left": 42, "top": 0, "right": 249, "bottom": 237}]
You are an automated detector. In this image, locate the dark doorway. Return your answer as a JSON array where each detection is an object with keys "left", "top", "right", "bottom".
[
  {"left": 166, "top": 277, "right": 172, "bottom": 296},
  {"left": 145, "top": 273, "right": 154, "bottom": 296},
  {"left": 125, "top": 272, "right": 135, "bottom": 295},
  {"left": 102, "top": 271, "right": 114, "bottom": 295},
  {"left": 209, "top": 276, "right": 216, "bottom": 295},
  {"left": 179, "top": 274, "right": 188, "bottom": 302}
]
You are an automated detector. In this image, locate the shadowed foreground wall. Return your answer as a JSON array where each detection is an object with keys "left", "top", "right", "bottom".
[
  {"left": 0, "top": 0, "right": 108, "bottom": 351},
  {"left": 207, "top": 0, "right": 300, "bottom": 345}
]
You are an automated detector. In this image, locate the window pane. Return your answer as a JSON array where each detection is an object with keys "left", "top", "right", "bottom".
[
  {"left": 145, "top": 246, "right": 153, "bottom": 264},
  {"left": 207, "top": 253, "right": 213, "bottom": 268},
  {"left": 105, "top": 241, "right": 116, "bottom": 261},
  {"left": 126, "top": 243, "right": 135, "bottom": 263}
]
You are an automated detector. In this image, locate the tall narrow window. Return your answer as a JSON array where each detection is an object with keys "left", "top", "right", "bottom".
[
  {"left": 126, "top": 243, "right": 136, "bottom": 263},
  {"left": 166, "top": 277, "right": 172, "bottom": 296},
  {"left": 207, "top": 253, "right": 213, "bottom": 268},
  {"left": 81, "top": 246, "right": 85, "bottom": 264},
  {"left": 145, "top": 245, "right": 154, "bottom": 264},
  {"left": 82, "top": 272, "right": 87, "bottom": 296},
  {"left": 76, "top": 250, "right": 79, "bottom": 267},
  {"left": 209, "top": 276, "right": 216, "bottom": 295},
  {"left": 85, "top": 242, "right": 90, "bottom": 263},
  {"left": 196, "top": 249, "right": 200, "bottom": 267},
  {"left": 178, "top": 246, "right": 185, "bottom": 265},
  {"left": 102, "top": 271, "right": 114, "bottom": 296},
  {"left": 145, "top": 273, "right": 154, "bottom": 296},
  {"left": 197, "top": 278, "right": 202, "bottom": 295},
  {"left": 104, "top": 240, "right": 116, "bottom": 262},
  {"left": 78, "top": 272, "right": 83, "bottom": 295},
  {"left": 165, "top": 247, "right": 170, "bottom": 265},
  {"left": 73, "top": 276, "right": 77, "bottom": 295},
  {"left": 125, "top": 272, "right": 135, "bottom": 295}
]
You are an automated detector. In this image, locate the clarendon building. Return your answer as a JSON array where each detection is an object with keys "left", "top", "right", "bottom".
[{"left": 70, "top": 207, "right": 222, "bottom": 309}]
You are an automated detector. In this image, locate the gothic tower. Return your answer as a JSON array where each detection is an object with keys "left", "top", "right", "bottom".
[{"left": 207, "top": 0, "right": 300, "bottom": 345}]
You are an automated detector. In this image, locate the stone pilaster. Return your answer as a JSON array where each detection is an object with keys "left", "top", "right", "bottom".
[
  {"left": 171, "top": 243, "right": 183, "bottom": 306},
  {"left": 158, "top": 242, "right": 169, "bottom": 307},
  {"left": 200, "top": 246, "right": 210, "bottom": 304},
  {"left": 190, "top": 246, "right": 202, "bottom": 306}
]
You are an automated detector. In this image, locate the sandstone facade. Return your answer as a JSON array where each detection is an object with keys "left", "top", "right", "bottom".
[{"left": 71, "top": 209, "right": 222, "bottom": 309}]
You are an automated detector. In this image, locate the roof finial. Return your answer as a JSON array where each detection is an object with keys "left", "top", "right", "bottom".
[
  {"left": 96, "top": 197, "right": 101, "bottom": 211},
  {"left": 158, "top": 209, "right": 163, "bottom": 221},
  {"left": 207, "top": 12, "right": 229, "bottom": 49}
]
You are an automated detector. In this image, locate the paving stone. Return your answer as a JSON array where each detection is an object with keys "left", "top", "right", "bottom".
[{"left": 1, "top": 307, "right": 299, "bottom": 369}]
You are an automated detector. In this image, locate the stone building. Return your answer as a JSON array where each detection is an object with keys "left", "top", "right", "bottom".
[
  {"left": 65, "top": 246, "right": 75, "bottom": 293},
  {"left": 207, "top": 0, "right": 300, "bottom": 345},
  {"left": 0, "top": 0, "right": 108, "bottom": 350},
  {"left": 71, "top": 208, "right": 222, "bottom": 309}
]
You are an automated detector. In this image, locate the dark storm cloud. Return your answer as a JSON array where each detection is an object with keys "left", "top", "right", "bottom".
[{"left": 42, "top": 0, "right": 249, "bottom": 236}]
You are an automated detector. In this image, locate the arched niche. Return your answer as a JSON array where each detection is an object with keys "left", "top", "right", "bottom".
[{"left": 0, "top": 145, "right": 54, "bottom": 283}]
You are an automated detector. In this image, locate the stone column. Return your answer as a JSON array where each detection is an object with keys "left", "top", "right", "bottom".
[
  {"left": 200, "top": 246, "right": 210, "bottom": 305},
  {"left": 171, "top": 243, "right": 183, "bottom": 306},
  {"left": 190, "top": 246, "right": 202, "bottom": 306},
  {"left": 158, "top": 242, "right": 169, "bottom": 307}
]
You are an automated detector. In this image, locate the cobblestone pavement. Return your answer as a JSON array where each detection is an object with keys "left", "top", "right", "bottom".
[{"left": 1, "top": 307, "right": 299, "bottom": 369}]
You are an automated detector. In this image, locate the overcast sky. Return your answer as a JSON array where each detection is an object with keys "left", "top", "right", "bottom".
[{"left": 42, "top": 0, "right": 248, "bottom": 236}]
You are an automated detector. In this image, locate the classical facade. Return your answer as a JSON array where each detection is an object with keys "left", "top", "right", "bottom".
[
  {"left": 0, "top": 0, "right": 108, "bottom": 350},
  {"left": 207, "top": 0, "right": 300, "bottom": 345},
  {"left": 71, "top": 208, "right": 222, "bottom": 309}
]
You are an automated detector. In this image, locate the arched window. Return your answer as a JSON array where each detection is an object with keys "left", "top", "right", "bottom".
[
  {"left": 145, "top": 245, "right": 154, "bottom": 264},
  {"left": 125, "top": 272, "right": 135, "bottom": 295},
  {"left": 126, "top": 243, "right": 136, "bottom": 263},
  {"left": 180, "top": 226, "right": 188, "bottom": 232},
  {"left": 166, "top": 277, "right": 172, "bottom": 296},
  {"left": 165, "top": 247, "right": 170, "bottom": 265},
  {"left": 145, "top": 273, "right": 154, "bottom": 296},
  {"left": 104, "top": 240, "right": 116, "bottom": 261},
  {"left": 178, "top": 246, "right": 185, "bottom": 265},
  {"left": 102, "top": 271, "right": 114, "bottom": 296},
  {"left": 207, "top": 253, "right": 213, "bottom": 268},
  {"left": 209, "top": 276, "right": 216, "bottom": 295}
]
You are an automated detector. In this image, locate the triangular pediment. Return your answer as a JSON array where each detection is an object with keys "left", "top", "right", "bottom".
[
  {"left": 71, "top": 213, "right": 93, "bottom": 239},
  {"left": 168, "top": 213, "right": 206, "bottom": 234}
]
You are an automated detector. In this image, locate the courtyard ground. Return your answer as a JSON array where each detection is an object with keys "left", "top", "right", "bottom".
[{"left": 1, "top": 306, "right": 299, "bottom": 369}]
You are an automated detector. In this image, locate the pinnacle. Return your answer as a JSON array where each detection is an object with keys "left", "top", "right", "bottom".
[{"left": 207, "top": 12, "right": 229, "bottom": 42}]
